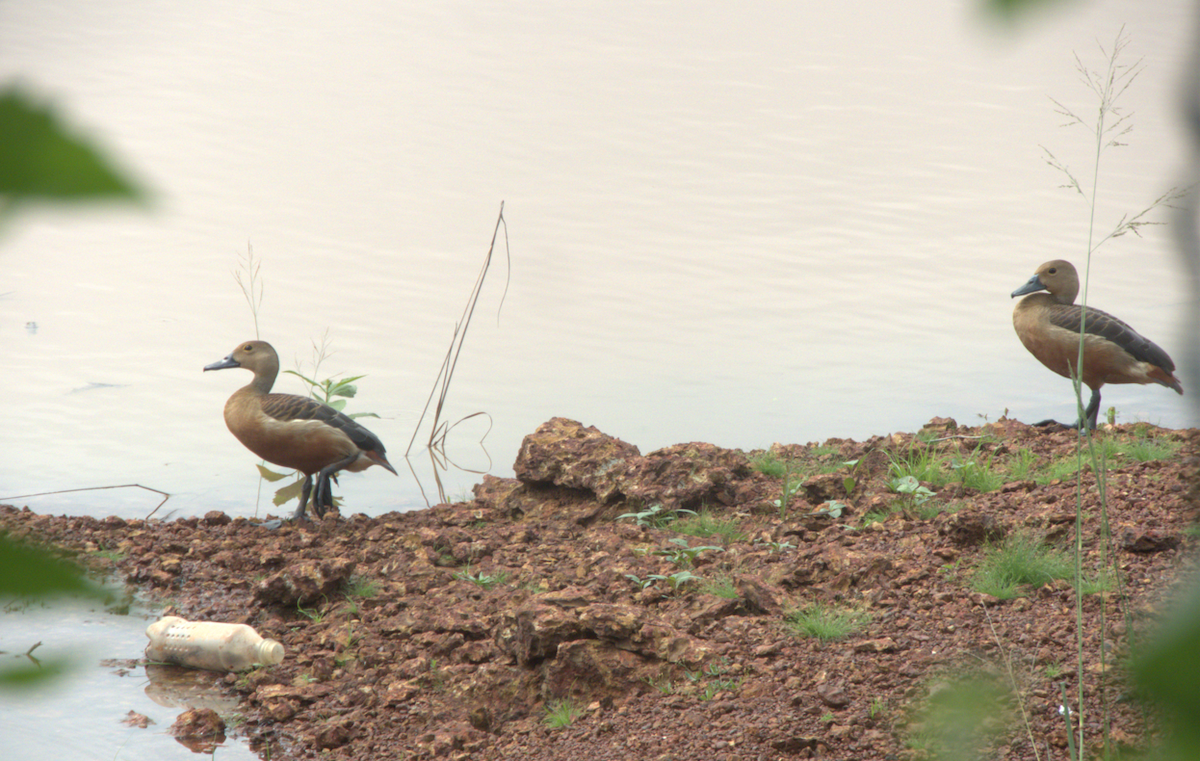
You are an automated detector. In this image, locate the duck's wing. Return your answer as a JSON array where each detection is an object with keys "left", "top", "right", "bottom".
[
  {"left": 1045, "top": 303, "right": 1176, "bottom": 372},
  {"left": 260, "top": 393, "right": 390, "bottom": 457}
]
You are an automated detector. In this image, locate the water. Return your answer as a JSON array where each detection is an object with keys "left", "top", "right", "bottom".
[
  {"left": 0, "top": 596, "right": 260, "bottom": 761},
  {"left": 2, "top": 2, "right": 1197, "bottom": 758}
]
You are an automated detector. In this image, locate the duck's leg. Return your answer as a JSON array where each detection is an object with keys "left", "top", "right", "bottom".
[
  {"left": 294, "top": 474, "right": 314, "bottom": 521},
  {"left": 313, "top": 454, "right": 356, "bottom": 519},
  {"left": 1083, "top": 388, "right": 1102, "bottom": 430}
]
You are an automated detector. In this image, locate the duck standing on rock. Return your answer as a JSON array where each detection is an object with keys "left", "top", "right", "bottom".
[
  {"left": 204, "top": 340, "right": 397, "bottom": 520},
  {"left": 1011, "top": 259, "right": 1183, "bottom": 429}
]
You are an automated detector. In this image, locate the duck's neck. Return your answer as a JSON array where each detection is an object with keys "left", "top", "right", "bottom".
[{"left": 246, "top": 358, "right": 279, "bottom": 395}]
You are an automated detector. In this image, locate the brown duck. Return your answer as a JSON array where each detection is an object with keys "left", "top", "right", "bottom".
[
  {"left": 1011, "top": 260, "right": 1182, "bottom": 429},
  {"left": 204, "top": 340, "right": 397, "bottom": 520}
]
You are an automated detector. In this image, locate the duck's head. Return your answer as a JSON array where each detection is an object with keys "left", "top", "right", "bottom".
[
  {"left": 1011, "top": 260, "right": 1079, "bottom": 305},
  {"left": 204, "top": 340, "right": 280, "bottom": 379}
]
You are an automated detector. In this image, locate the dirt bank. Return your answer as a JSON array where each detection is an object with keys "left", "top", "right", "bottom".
[{"left": 4, "top": 416, "right": 1197, "bottom": 760}]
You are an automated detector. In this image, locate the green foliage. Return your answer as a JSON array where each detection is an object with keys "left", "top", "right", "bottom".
[
  {"left": 344, "top": 574, "right": 378, "bottom": 598},
  {"left": 1134, "top": 568, "right": 1200, "bottom": 760},
  {"left": 749, "top": 451, "right": 789, "bottom": 478},
  {"left": 1117, "top": 432, "right": 1181, "bottom": 463},
  {"left": 617, "top": 503, "right": 696, "bottom": 529},
  {"left": 625, "top": 570, "right": 699, "bottom": 594},
  {"left": 950, "top": 447, "right": 1004, "bottom": 492},
  {"left": 543, "top": 698, "right": 584, "bottom": 729},
  {"left": 673, "top": 510, "right": 747, "bottom": 544},
  {"left": 685, "top": 658, "right": 741, "bottom": 701},
  {"left": 757, "top": 540, "right": 796, "bottom": 553},
  {"left": 970, "top": 533, "right": 1083, "bottom": 599},
  {"left": 453, "top": 567, "right": 510, "bottom": 589},
  {"left": 652, "top": 538, "right": 723, "bottom": 567},
  {"left": 283, "top": 370, "right": 379, "bottom": 419},
  {"left": 0, "top": 86, "right": 146, "bottom": 209},
  {"left": 785, "top": 603, "right": 869, "bottom": 641},
  {"left": 698, "top": 574, "right": 739, "bottom": 599},
  {"left": 886, "top": 446, "right": 949, "bottom": 488},
  {"left": 773, "top": 477, "right": 804, "bottom": 519},
  {"left": 904, "top": 670, "right": 1013, "bottom": 761}
]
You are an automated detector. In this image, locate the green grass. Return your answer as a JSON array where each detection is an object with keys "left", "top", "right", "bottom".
[
  {"left": 970, "top": 532, "right": 1108, "bottom": 599},
  {"left": 543, "top": 698, "right": 584, "bottom": 729},
  {"left": 1116, "top": 434, "right": 1180, "bottom": 462},
  {"left": 951, "top": 447, "right": 1005, "bottom": 492},
  {"left": 1005, "top": 448, "right": 1038, "bottom": 480},
  {"left": 886, "top": 446, "right": 950, "bottom": 487},
  {"left": 698, "top": 574, "right": 739, "bottom": 599},
  {"left": 344, "top": 574, "right": 378, "bottom": 598},
  {"left": 673, "top": 510, "right": 747, "bottom": 544},
  {"left": 785, "top": 603, "right": 869, "bottom": 641}
]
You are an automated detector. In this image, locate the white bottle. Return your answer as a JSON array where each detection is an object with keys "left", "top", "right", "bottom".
[{"left": 145, "top": 615, "right": 284, "bottom": 672}]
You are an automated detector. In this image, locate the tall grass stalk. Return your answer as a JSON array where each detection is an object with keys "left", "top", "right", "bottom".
[{"left": 1043, "top": 28, "right": 1180, "bottom": 756}]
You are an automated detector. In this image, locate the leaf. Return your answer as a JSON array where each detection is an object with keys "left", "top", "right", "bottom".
[
  {"left": 0, "top": 87, "right": 145, "bottom": 204},
  {"left": 255, "top": 463, "right": 291, "bottom": 482},
  {"left": 0, "top": 533, "right": 108, "bottom": 600},
  {"left": 272, "top": 479, "right": 304, "bottom": 507},
  {"left": 0, "top": 657, "right": 74, "bottom": 689}
]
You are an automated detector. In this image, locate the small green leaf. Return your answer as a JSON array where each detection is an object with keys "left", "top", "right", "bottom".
[
  {"left": 255, "top": 464, "right": 291, "bottom": 482},
  {"left": 273, "top": 479, "right": 304, "bottom": 506}
]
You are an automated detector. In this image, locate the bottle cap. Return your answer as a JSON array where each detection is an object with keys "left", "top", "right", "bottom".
[{"left": 257, "top": 639, "right": 285, "bottom": 666}]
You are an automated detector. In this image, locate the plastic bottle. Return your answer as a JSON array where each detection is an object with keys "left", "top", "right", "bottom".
[{"left": 145, "top": 615, "right": 284, "bottom": 672}]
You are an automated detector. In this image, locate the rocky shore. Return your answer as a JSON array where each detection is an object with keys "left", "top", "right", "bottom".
[{"left": 3, "top": 416, "right": 1197, "bottom": 760}]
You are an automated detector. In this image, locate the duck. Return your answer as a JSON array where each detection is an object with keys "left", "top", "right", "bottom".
[
  {"left": 1011, "top": 259, "right": 1183, "bottom": 429},
  {"left": 204, "top": 340, "right": 397, "bottom": 520}
]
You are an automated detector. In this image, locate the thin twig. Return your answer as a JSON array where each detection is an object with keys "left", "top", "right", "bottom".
[
  {"left": 407, "top": 202, "right": 509, "bottom": 455},
  {"left": 0, "top": 484, "right": 170, "bottom": 518}
]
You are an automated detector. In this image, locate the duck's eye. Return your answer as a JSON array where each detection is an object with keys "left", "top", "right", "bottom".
[
  {"left": 1047, "top": 268, "right": 1056, "bottom": 274},
  {"left": 243, "top": 344, "right": 254, "bottom": 352}
]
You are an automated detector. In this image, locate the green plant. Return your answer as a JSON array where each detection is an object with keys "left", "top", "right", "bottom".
[
  {"left": 698, "top": 574, "right": 739, "bottom": 599},
  {"left": 296, "top": 600, "right": 327, "bottom": 623},
  {"left": 785, "top": 603, "right": 869, "bottom": 642},
  {"left": 344, "top": 574, "right": 378, "bottom": 598},
  {"left": 1005, "top": 448, "right": 1038, "bottom": 481},
  {"left": 673, "top": 510, "right": 747, "bottom": 544},
  {"left": 757, "top": 540, "right": 796, "bottom": 553},
  {"left": 543, "top": 698, "right": 584, "bottom": 729},
  {"left": 617, "top": 503, "right": 696, "bottom": 529},
  {"left": 904, "top": 669, "right": 1013, "bottom": 761},
  {"left": 819, "top": 712, "right": 835, "bottom": 724},
  {"left": 643, "top": 674, "right": 675, "bottom": 695},
  {"left": 886, "top": 446, "right": 949, "bottom": 488},
  {"left": 1117, "top": 433, "right": 1180, "bottom": 463},
  {"left": 869, "top": 697, "right": 886, "bottom": 719},
  {"left": 749, "top": 451, "right": 789, "bottom": 478},
  {"left": 625, "top": 573, "right": 658, "bottom": 590},
  {"left": 950, "top": 446, "right": 1004, "bottom": 492},
  {"left": 283, "top": 369, "right": 378, "bottom": 419},
  {"left": 970, "top": 533, "right": 1100, "bottom": 599},
  {"left": 652, "top": 538, "right": 723, "bottom": 567},
  {"left": 454, "top": 567, "right": 510, "bottom": 589},
  {"left": 773, "top": 476, "right": 804, "bottom": 519}
]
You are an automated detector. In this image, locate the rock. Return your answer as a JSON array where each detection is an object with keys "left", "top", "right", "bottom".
[
  {"left": 816, "top": 680, "right": 851, "bottom": 708},
  {"left": 941, "top": 511, "right": 1004, "bottom": 546},
  {"left": 169, "top": 708, "right": 225, "bottom": 753},
  {"left": 253, "top": 557, "right": 356, "bottom": 607},
  {"left": 513, "top": 418, "right": 641, "bottom": 502},
  {"left": 1120, "top": 529, "right": 1180, "bottom": 553}
]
